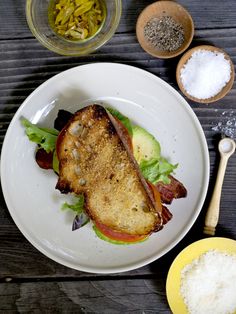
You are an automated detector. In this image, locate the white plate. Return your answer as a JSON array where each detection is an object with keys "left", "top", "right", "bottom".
[{"left": 0, "top": 63, "right": 209, "bottom": 274}]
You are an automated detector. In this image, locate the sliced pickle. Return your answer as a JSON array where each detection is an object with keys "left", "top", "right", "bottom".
[{"left": 49, "top": 0, "right": 106, "bottom": 41}]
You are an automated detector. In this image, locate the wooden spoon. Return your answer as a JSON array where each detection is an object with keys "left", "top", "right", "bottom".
[{"left": 204, "top": 137, "right": 236, "bottom": 235}]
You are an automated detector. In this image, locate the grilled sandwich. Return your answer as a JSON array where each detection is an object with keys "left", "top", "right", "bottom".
[{"left": 56, "top": 104, "right": 163, "bottom": 236}]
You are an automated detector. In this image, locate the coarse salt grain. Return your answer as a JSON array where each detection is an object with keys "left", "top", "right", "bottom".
[
  {"left": 180, "top": 250, "right": 236, "bottom": 314},
  {"left": 212, "top": 110, "right": 236, "bottom": 139},
  {"left": 180, "top": 49, "right": 231, "bottom": 99}
]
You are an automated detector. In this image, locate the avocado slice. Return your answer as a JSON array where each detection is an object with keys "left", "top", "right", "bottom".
[{"left": 132, "top": 125, "right": 161, "bottom": 163}]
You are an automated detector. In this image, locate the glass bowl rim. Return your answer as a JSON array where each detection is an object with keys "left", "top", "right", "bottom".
[{"left": 26, "top": 0, "right": 122, "bottom": 56}]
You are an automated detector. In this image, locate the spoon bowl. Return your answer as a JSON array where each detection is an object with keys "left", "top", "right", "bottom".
[{"left": 219, "top": 137, "right": 236, "bottom": 156}]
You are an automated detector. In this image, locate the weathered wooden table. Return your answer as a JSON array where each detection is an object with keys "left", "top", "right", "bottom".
[{"left": 0, "top": 1, "right": 236, "bottom": 312}]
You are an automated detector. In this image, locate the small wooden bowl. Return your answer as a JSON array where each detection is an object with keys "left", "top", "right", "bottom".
[
  {"left": 136, "top": 1, "right": 194, "bottom": 59},
  {"left": 176, "top": 45, "right": 235, "bottom": 103}
]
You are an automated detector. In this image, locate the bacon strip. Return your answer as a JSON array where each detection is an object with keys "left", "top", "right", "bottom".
[
  {"left": 35, "top": 148, "right": 53, "bottom": 170},
  {"left": 161, "top": 205, "right": 173, "bottom": 225},
  {"left": 156, "top": 175, "right": 187, "bottom": 204}
]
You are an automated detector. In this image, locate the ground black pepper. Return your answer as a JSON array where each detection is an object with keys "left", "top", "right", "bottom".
[{"left": 144, "top": 16, "right": 185, "bottom": 52}]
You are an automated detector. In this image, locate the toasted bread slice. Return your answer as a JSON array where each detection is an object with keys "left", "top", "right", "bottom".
[{"left": 56, "top": 105, "right": 163, "bottom": 236}]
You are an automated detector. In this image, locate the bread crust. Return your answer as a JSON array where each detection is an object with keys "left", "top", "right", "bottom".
[{"left": 56, "top": 105, "right": 163, "bottom": 235}]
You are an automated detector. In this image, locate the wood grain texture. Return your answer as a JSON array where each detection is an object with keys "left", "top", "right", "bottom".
[
  {"left": 0, "top": 279, "right": 171, "bottom": 313},
  {"left": 0, "top": 0, "right": 236, "bottom": 40},
  {"left": 0, "top": 0, "right": 236, "bottom": 312}
]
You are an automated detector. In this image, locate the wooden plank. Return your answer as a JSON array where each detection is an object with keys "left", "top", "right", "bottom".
[
  {"left": 0, "top": 279, "right": 171, "bottom": 313},
  {"left": 0, "top": 29, "right": 235, "bottom": 80},
  {"left": 1, "top": 29, "right": 235, "bottom": 73},
  {"left": 0, "top": 0, "right": 236, "bottom": 39}
]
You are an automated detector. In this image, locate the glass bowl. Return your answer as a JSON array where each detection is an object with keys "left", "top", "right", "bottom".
[{"left": 26, "top": 0, "right": 122, "bottom": 56}]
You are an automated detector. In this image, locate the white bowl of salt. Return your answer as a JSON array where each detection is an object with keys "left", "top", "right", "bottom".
[{"left": 176, "top": 45, "right": 235, "bottom": 103}]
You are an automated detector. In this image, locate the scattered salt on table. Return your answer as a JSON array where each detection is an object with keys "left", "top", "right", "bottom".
[
  {"left": 180, "top": 49, "right": 231, "bottom": 99},
  {"left": 212, "top": 110, "right": 236, "bottom": 139},
  {"left": 180, "top": 250, "right": 236, "bottom": 314}
]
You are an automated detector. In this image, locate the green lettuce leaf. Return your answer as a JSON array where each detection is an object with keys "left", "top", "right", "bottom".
[
  {"left": 61, "top": 195, "right": 85, "bottom": 214},
  {"left": 139, "top": 158, "right": 178, "bottom": 185},
  {"left": 106, "top": 107, "right": 133, "bottom": 136},
  {"left": 21, "top": 118, "right": 59, "bottom": 153},
  {"left": 53, "top": 150, "right": 59, "bottom": 174},
  {"left": 62, "top": 195, "right": 90, "bottom": 231}
]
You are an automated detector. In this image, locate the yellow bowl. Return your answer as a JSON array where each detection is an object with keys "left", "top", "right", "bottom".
[
  {"left": 26, "top": 0, "right": 122, "bottom": 56},
  {"left": 166, "top": 237, "right": 236, "bottom": 313}
]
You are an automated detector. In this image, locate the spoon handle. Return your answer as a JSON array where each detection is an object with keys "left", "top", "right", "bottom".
[{"left": 203, "top": 155, "right": 229, "bottom": 235}]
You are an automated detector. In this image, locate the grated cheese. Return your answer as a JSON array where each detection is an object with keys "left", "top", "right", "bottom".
[{"left": 180, "top": 250, "right": 236, "bottom": 314}]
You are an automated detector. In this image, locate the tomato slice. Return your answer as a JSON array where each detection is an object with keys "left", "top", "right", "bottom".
[{"left": 95, "top": 221, "right": 148, "bottom": 243}]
